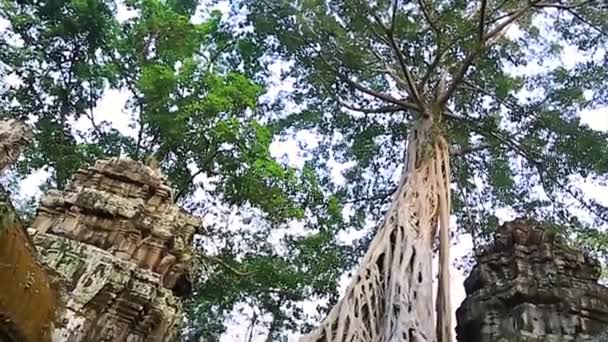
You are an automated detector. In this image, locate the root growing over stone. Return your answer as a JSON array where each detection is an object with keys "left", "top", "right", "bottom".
[{"left": 301, "top": 118, "right": 452, "bottom": 342}]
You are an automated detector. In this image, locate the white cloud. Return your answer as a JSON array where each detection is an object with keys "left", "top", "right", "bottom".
[
  {"left": 580, "top": 106, "right": 608, "bottom": 132},
  {"left": 4, "top": 4, "right": 608, "bottom": 341}
]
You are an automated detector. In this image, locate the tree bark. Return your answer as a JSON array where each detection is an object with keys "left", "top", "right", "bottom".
[{"left": 300, "top": 117, "right": 451, "bottom": 342}]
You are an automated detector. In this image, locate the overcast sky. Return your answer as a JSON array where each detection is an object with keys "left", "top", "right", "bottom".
[{"left": 2, "top": 3, "right": 608, "bottom": 342}]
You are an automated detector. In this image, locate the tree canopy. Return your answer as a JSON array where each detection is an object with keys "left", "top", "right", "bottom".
[
  {"left": 242, "top": 0, "right": 608, "bottom": 250},
  {"left": 239, "top": 0, "right": 608, "bottom": 338},
  {"left": 2, "top": 0, "right": 608, "bottom": 340},
  {"left": 0, "top": 0, "right": 354, "bottom": 339}
]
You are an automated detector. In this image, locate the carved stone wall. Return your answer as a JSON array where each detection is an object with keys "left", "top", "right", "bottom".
[
  {"left": 456, "top": 220, "right": 608, "bottom": 342},
  {"left": 30, "top": 158, "right": 201, "bottom": 342},
  {"left": 0, "top": 118, "right": 59, "bottom": 342},
  {"left": 0, "top": 194, "right": 60, "bottom": 342}
]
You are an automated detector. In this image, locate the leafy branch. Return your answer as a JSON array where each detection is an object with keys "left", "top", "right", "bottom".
[
  {"left": 445, "top": 111, "right": 608, "bottom": 225},
  {"left": 259, "top": 0, "right": 421, "bottom": 113},
  {"left": 369, "top": 0, "right": 425, "bottom": 111},
  {"left": 201, "top": 254, "right": 254, "bottom": 277},
  {"left": 437, "top": 0, "right": 542, "bottom": 108}
]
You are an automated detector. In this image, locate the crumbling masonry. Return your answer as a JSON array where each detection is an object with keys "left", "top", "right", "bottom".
[
  {"left": 3, "top": 116, "right": 608, "bottom": 342},
  {"left": 456, "top": 220, "right": 608, "bottom": 341},
  {"left": 0, "top": 118, "right": 59, "bottom": 342},
  {"left": 29, "top": 158, "right": 201, "bottom": 341}
]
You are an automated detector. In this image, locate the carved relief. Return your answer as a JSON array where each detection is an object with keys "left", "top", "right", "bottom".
[{"left": 30, "top": 158, "right": 201, "bottom": 341}]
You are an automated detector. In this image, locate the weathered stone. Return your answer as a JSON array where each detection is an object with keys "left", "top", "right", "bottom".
[
  {"left": 456, "top": 219, "right": 608, "bottom": 342},
  {"left": 30, "top": 158, "right": 201, "bottom": 341},
  {"left": 0, "top": 118, "right": 33, "bottom": 173},
  {"left": 0, "top": 201, "right": 61, "bottom": 342},
  {"left": 0, "top": 119, "right": 59, "bottom": 342}
]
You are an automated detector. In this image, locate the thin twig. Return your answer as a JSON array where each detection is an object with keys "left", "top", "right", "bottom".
[{"left": 340, "top": 100, "right": 406, "bottom": 114}]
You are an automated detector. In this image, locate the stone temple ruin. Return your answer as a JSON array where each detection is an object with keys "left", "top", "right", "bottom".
[
  {"left": 0, "top": 118, "right": 202, "bottom": 342},
  {"left": 29, "top": 158, "right": 201, "bottom": 341},
  {"left": 0, "top": 119, "right": 59, "bottom": 342},
  {"left": 2, "top": 117, "right": 608, "bottom": 341},
  {"left": 456, "top": 220, "right": 608, "bottom": 341}
]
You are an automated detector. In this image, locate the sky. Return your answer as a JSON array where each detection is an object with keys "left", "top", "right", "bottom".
[
  {"left": 48, "top": 84, "right": 605, "bottom": 342},
  {"left": 2, "top": 2, "right": 608, "bottom": 342},
  {"left": 10, "top": 57, "right": 607, "bottom": 342}
]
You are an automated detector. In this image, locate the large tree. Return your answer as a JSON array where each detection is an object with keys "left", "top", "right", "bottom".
[
  {"left": 242, "top": 0, "right": 608, "bottom": 341},
  {"left": 0, "top": 0, "right": 355, "bottom": 339}
]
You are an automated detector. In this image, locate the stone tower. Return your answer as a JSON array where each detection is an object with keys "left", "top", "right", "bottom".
[
  {"left": 456, "top": 220, "right": 608, "bottom": 342},
  {"left": 29, "top": 158, "right": 201, "bottom": 341}
]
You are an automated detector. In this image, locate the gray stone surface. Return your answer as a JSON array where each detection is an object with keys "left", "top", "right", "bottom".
[
  {"left": 0, "top": 118, "right": 32, "bottom": 173},
  {"left": 456, "top": 219, "right": 608, "bottom": 342},
  {"left": 30, "top": 158, "right": 202, "bottom": 342}
]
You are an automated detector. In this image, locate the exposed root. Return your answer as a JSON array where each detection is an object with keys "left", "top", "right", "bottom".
[
  {"left": 301, "top": 119, "right": 452, "bottom": 342},
  {"left": 435, "top": 137, "right": 452, "bottom": 342}
]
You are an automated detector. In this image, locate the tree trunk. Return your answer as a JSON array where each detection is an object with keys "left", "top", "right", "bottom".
[{"left": 301, "top": 117, "right": 452, "bottom": 342}]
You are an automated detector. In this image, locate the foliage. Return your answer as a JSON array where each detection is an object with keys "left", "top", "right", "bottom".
[
  {"left": 0, "top": 0, "right": 355, "bottom": 339},
  {"left": 240, "top": 0, "right": 608, "bottom": 253},
  {"left": 4, "top": 0, "right": 608, "bottom": 339},
  {"left": 235, "top": 0, "right": 608, "bottom": 337}
]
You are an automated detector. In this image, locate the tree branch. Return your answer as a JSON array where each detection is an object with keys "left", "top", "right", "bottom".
[
  {"left": 370, "top": 6, "right": 425, "bottom": 110},
  {"left": 246, "top": 311, "right": 258, "bottom": 342},
  {"left": 174, "top": 148, "right": 222, "bottom": 202},
  {"left": 198, "top": 40, "right": 237, "bottom": 69},
  {"left": 204, "top": 255, "right": 254, "bottom": 276},
  {"left": 478, "top": 0, "right": 488, "bottom": 43},
  {"left": 533, "top": 3, "right": 608, "bottom": 38},
  {"left": 418, "top": 0, "right": 445, "bottom": 88},
  {"left": 390, "top": 0, "right": 398, "bottom": 33},
  {"left": 444, "top": 111, "right": 608, "bottom": 225},
  {"left": 462, "top": 80, "right": 519, "bottom": 110},
  {"left": 417, "top": 0, "right": 441, "bottom": 37},
  {"left": 99, "top": 41, "right": 147, "bottom": 160},
  {"left": 366, "top": 42, "right": 417, "bottom": 93},
  {"left": 85, "top": 81, "right": 104, "bottom": 140},
  {"left": 437, "top": 1, "right": 539, "bottom": 107},
  {"left": 259, "top": 0, "right": 422, "bottom": 113},
  {"left": 534, "top": 0, "right": 595, "bottom": 10},
  {"left": 339, "top": 73, "right": 420, "bottom": 111},
  {"left": 451, "top": 143, "right": 492, "bottom": 156},
  {"left": 340, "top": 101, "right": 406, "bottom": 114},
  {"left": 486, "top": 0, "right": 511, "bottom": 20},
  {"left": 344, "top": 188, "right": 397, "bottom": 204}
]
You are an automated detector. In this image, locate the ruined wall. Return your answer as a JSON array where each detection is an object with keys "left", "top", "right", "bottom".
[
  {"left": 0, "top": 118, "right": 59, "bottom": 342},
  {"left": 0, "top": 194, "right": 60, "bottom": 342},
  {"left": 30, "top": 158, "right": 201, "bottom": 342},
  {"left": 456, "top": 220, "right": 608, "bottom": 342},
  {"left": 0, "top": 118, "right": 32, "bottom": 173}
]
